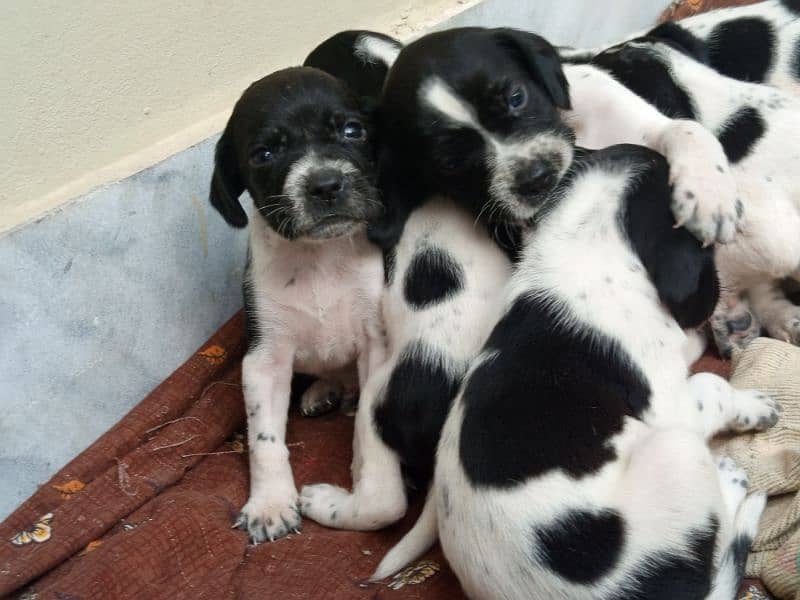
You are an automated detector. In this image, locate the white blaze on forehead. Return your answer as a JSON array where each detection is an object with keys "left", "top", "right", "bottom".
[
  {"left": 421, "top": 76, "right": 481, "bottom": 129},
  {"left": 355, "top": 34, "right": 401, "bottom": 68}
]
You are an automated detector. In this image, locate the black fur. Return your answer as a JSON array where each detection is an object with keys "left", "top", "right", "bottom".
[
  {"left": 717, "top": 106, "right": 766, "bottom": 164},
  {"left": 403, "top": 246, "right": 465, "bottom": 310},
  {"left": 304, "top": 30, "right": 400, "bottom": 103},
  {"left": 383, "top": 247, "right": 397, "bottom": 285},
  {"left": 535, "top": 510, "right": 626, "bottom": 584},
  {"left": 794, "top": 39, "right": 800, "bottom": 81},
  {"left": 374, "top": 342, "right": 463, "bottom": 487},
  {"left": 620, "top": 148, "right": 719, "bottom": 328},
  {"left": 782, "top": 0, "right": 800, "bottom": 14},
  {"left": 242, "top": 249, "right": 261, "bottom": 348},
  {"left": 370, "top": 27, "right": 575, "bottom": 252},
  {"left": 644, "top": 22, "right": 709, "bottom": 63},
  {"left": 591, "top": 44, "right": 696, "bottom": 119},
  {"left": 706, "top": 18, "right": 775, "bottom": 83},
  {"left": 625, "top": 516, "right": 719, "bottom": 600},
  {"left": 458, "top": 293, "right": 651, "bottom": 488}
]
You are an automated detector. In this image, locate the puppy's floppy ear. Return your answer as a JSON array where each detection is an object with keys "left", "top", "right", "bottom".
[
  {"left": 209, "top": 127, "right": 247, "bottom": 228},
  {"left": 493, "top": 29, "right": 571, "bottom": 110},
  {"left": 366, "top": 144, "right": 417, "bottom": 251}
]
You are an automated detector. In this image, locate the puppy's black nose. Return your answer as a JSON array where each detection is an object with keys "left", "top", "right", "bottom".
[
  {"left": 307, "top": 169, "right": 344, "bottom": 204},
  {"left": 514, "top": 162, "right": 557, "bottom": 201}
]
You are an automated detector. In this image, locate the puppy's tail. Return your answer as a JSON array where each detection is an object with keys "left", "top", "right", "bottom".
[
  {"left": 371, "top": 489, "right": 439, "bottom": 581},
  {"left": 705, "top": 492, "right": 766, "bottom": 600}
]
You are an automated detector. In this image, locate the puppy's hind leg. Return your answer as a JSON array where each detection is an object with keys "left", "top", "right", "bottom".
[
  {"left": 688, "top": 372, "right": 782, "bottom": 439},
  {"left": 300, "top": 361, "right": 407, "bottom": 530},
  {"left": 749, "top": 281, "right": 800, "bottom": 345}
]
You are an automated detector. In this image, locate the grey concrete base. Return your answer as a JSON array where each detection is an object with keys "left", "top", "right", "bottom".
[{"left": 0, "top": 0, "right": 668, "bottom": 520}]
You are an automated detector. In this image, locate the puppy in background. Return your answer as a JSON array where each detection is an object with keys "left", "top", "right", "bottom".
[
  {"left": 208, "top": 65, "right": 386, "bottom": 543},
  {"left": 586, "top": 34, "right": 800, "bottom": 355}
]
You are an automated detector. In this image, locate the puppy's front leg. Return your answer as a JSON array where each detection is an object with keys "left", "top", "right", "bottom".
[
  {"left": 566, "top": 65, "right": 741, "bottom": 245},
  {"left": 235, "top": 346, "right": 301, "bottom": 543},
  {"left": 300, "top": 361, "right": 407, "bottom": 531}
]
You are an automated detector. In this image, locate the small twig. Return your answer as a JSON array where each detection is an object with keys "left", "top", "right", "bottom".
[
  {"left": 144, "top": 416, "right": 204, "bottom": 435},
  {"left": 198, "top": 380, "right": 242, "bottom": 400},
  {"left": 287, "top": 442, "right": 305, "bottom": 447},
  {"left": 115, "top": 458, "right": 137, "bottom": 497},
  {"left": 150, "top": 435, "right": 198, "bottom": 452},
  {"left": 181, "top": 449, "right": 241, "bottom": 458}
]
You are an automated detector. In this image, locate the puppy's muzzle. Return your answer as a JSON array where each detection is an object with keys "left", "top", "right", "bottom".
[
  {"left": 512, "top": 160, "right": 559, "bottom": 203},
  {"left": 306, "top": 167, "right": 347, "bottom": 207}
]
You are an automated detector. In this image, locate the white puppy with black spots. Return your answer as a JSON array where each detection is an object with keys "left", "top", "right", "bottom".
[
  {"left": 299, "top": 27, "right": 747, "bottom": 534},
  {"left": 374, "top": 143, "right": 780, "bottom": 600},
  {"left": 585, "top": 32, "right": 800, "bottom": 355}
]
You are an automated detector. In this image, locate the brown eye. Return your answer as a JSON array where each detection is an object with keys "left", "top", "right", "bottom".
[
  {"left": 249, "top": 147, "right": 274, "bottom": 167},
  {"left": 342, "top": 120, "right": 366, "bottom": 140},
  {"left": 506, "top": 85, "right": 528, "bottom": 111}
]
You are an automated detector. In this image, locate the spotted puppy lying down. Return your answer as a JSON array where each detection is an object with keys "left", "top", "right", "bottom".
[
  {"left": 375, "top": 144, "right": 780, "bottom": 600},
  {"left": 299, "top": 27, "right": 744, "bottom": 533},
  {"left": 208, "top": 66, "right": 387, "bottom": 542},
  {"left": 587, "top": 34, "right": 800, "bottom": 355},
  {"left": 560, "top": 0, "right": 800, "bottom": 96}
]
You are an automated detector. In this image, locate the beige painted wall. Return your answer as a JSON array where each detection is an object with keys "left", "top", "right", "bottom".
[{"left": 0, "top": 0, "right": 475, "bottom": 232}]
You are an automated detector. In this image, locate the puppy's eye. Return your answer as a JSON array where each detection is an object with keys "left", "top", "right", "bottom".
[
  {"left": 249, "top": 148, "right": 274, "bottom": 167},
  {"left": 506, "top": 86, "right": 528, "bottom": 111},
  {"left": 342, "top": 120, "right": 366, "bottom": 140}
]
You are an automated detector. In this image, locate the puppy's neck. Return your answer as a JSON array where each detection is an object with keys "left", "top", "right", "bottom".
[{"left": 250, "top": 220, "right": 374, "bottom": 262}]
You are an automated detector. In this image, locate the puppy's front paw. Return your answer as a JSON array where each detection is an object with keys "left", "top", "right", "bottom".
[
  {"left": 710, "top": 303, "right": 760, "bottom": 358},
  {"left": 716, "top": 456, "right": 749, "bottom": 516},
  {"left": 299, "top": 483, "right": 351, "bottom": 527},
  {"left": 664, "top": 121, "right": 741, "bottom": 245},
  {"left": 728, "top": 389, "right": 782, "bottom": 432},
  {"left": 299, "top": 379, "right": 343, "bottom": 417},
  {"left": 235, "top": 490, "right": 301, "bottom": 543}
]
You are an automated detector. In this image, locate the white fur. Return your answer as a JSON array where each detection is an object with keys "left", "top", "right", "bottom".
[
  {"left": 300, "top": 197, "right": 512, "bottom": 530},
  {"left": 375, "top": 164, "right": 775, "bottom": 598},
  {"left": 355, "top": 33, "right": 401, "bottom": 68},
  {"left": 239, "top": 220, "right": 386, "bottom": 542}
]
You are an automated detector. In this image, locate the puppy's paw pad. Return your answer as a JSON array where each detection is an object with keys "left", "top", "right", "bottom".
[
  {"left": 235, "top": 494, "right": 301, "bottom": 544},
  {"left": 729, "top": 390, "right": 781, "bottom": 432},
  {"left": 711, "top": 307, "right": 760, "bottom": 358},
  {"left": 299, "top": 483, "right": 351, "bottom": 526}
]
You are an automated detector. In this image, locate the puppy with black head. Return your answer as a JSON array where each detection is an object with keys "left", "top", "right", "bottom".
[
  {"left": 298, "top": 25, "right": 745, "bottom": 535},
  {"left": 374, "top": 143, "right": 779, "bottom": 599},
  {"left": 209, "top": 65, "right": 387, "bottom": 543}
]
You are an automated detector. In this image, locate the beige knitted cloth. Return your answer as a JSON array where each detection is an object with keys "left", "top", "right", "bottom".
[{"left": 712, "top": 338, "right": 800, "bottom": 599}]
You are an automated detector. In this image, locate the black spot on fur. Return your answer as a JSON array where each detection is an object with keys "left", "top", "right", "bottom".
[
  {"left": 374, "top": 342, "right": 463, "bottom": 487},
  {"left": 383, "top": 247, "right": 397, "bottom": 285},
  {"left": 256, "top": 432, "right": 268, "bottom": 441},
  {"left": 781, "top": 0, "right": 800, "bottom": 14},
  {"left": 536, "top": 510, "right": 625, "bottom": 584},
  {"left": 242, "top": 249, "right": 261, "bottom": 349},
  {"left": 707, "top": 18, "right": 775, "bottom": 83},
  {"left": 459, "top": 293, "right": 651, "bottom": 488},
  {"left": 403, "top": 246, "right": 465, "bottom": 310},
  {"left": 625, "top": 516, "right": 719, "bottom": 600},
  {"left": 792, "top": 38, "right": 800, "bottom": 82},
  {"left": 592, "top": 44, "right": 696, "bottom": 119},
  {"left": 621, "top": 147, "right": 719, "bottom": 328},
  {"left": 645, "top": 22, "right": 709, "bottom": 63},
  {"left": 717, "top": 107, "right": 766, "bottom": 164}
]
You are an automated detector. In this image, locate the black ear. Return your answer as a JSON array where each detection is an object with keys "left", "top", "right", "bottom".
[
  {"left": 366, "top": 145, "right": 417, "bottom": 251},
  {"left": 494, "top": 29, "right": 571, "bottom": 110},
  {"left": 209, "top": 128, "right": 247, "bottom": 228},
  {"left": 642, "top": 22, "right": 709, "bottom": 64}
]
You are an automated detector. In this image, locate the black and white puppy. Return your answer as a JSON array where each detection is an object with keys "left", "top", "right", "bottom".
[
  {"left": 375, "top": 144, "right": 779, "bottom": 600},
  {"left": 209, "top": 66, "right": 386, "bottom": 543},
  {"left": 560, "top": 0, "right": 800, "bottom": 96},
  {"left": 298, "top": 26, "right": 738, "bottom": 532},
  {"left": 588, "top": 35, "right": 800, "bottom": 355}
]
